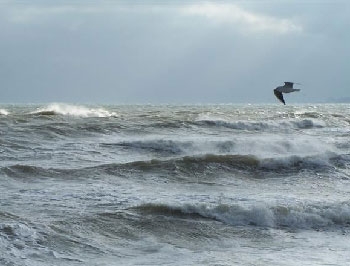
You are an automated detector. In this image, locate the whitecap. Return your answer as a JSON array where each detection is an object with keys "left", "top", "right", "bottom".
[
  {"left": 32, "top": 103, "right": 117, "bottom": 118},
  {"left": 0, "top": 109, "right": 9, "bottom": 115}
]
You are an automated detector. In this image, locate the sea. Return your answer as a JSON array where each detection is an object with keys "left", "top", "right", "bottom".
[{"left": 1, "top": 103, "right": 350, "bottom": 266}]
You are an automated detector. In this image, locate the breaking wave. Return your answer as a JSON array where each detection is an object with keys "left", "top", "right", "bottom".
[
  {"left": 100, "top": 133, "right": 338, "bottom": 159},
  {"left": 31, "top": 103, "right": 117, "bottom": 118},
  {"left": 0, "top": 109, "right": 9, "bottom": 115},
  {"left": 0, "top": 222, "right": 42, "bottom": 244},
  {"left": 133, "top": 201, "right": 350, "bottom": 230},
  {"left": 114, "top": 153, "right": 343, "bottom": 175}
]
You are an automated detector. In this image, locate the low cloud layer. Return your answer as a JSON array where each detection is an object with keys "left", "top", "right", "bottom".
[{"left": 0, "top": 1, "right": 349, "bottom": 103}]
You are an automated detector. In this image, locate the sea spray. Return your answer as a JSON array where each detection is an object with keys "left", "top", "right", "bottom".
[{"left": 31, "top": 103, "right": 117, "bottom": 117}]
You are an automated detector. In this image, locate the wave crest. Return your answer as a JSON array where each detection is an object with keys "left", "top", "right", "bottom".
[
  {"left": 112, "top": 153, "right": 339, "bottom": 175},
  {"left": 0, "top": 109, "right": 9, "bottom": 115},
  {"left": 3, "top": 153, "right": 346, "bottom": 179},
  {"left": 120, "top": 154, "right": 260, "bottom": 174},
  {"left": 133, "top": 201, "right": 350, "bottom": 230},
  {"left": 31, "top": 103, "right": 117, "bottom": 117}
]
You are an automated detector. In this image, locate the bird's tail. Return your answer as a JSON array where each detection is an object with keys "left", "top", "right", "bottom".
[{"left": 293, "top": 89, "right": 301, "bottom": 92}]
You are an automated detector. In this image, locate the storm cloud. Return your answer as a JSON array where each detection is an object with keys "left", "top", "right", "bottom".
[{"left": 1, "top": 1, "right": 349, "bottom": 103}]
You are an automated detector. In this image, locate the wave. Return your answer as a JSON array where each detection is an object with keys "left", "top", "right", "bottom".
[
  {"left": 0, "top": 220, "right": 51, "bottom": 265},
  {"left": 3, "top": 152, "right": 347, "bottom": 180},
  {"left": 195, "top": 118, "right": 326, "bottom": 131},
  {"left": 0, "top": 109, "right": 9, "bottom": 115},
  {"left": 0, "top": 222, "right": 41, "bottom": 242},
  {"left": 31, "top": 103, "right": 117, "bottom": 118},
  {"left": 132, "top": 201, "right": 350, "bottom": 230},
  {"left": 1, "top": 164, "right": 57, "bottom": 179},
  {"left": 294, "top": 111, "right": 321, "bottom": 119},
  {"left": 116, "top": 154, "right": 260, "bottom": 174},
  {"left": 110, "top": 152, "right": 344, "bottom": 176},
  {"left": 101, "top": 139, "right": 194, "bottom": 155},
  {"left": 100, "top": 133, "right": 337, "bottom": 159}
]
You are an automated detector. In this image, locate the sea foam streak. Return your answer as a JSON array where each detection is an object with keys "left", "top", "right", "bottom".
[{"left": 32, "top": 103, "right": 117, "bottom": 117}]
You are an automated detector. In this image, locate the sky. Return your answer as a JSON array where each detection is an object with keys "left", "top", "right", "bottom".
[{"left": 0, "top": 0, "right": 349, "bottom": 104}]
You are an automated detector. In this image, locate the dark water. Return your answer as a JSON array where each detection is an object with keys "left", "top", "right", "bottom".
[{"left": 1, "top": 103, "right": 350, "bottom": 265}]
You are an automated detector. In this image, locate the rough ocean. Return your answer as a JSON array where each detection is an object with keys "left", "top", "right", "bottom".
[{"left": 1, "top": 103, "right": 350, "bottom": 266}]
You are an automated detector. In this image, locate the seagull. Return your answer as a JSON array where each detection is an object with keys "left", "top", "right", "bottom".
[{"left": 273, "top": 82, "right": 301, "bottom": 105}]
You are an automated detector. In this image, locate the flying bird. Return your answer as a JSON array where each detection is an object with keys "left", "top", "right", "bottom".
[{"left": 273, "top": 82, "right": 301, "bottom": 105}]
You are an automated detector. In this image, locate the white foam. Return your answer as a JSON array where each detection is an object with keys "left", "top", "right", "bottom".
[
  {"left": 274, "top": 202, "right": 350, "bottom": 229},
  {"left": 33, "top": 103, "right": 117, "bottom": 117},
  {"left": 222, "top": 133, "right": 337, "bottom": 160},
  {"left": 0, "top": 222, "right": 43, "bottom": 260},
  {"left": 0, "top": 222, "right": 40, "bottom": 241},
  {"left": 104, "top": 132, "right": 339, "bottom": 165},
  {"left": 0, "top": 109, "right": 9, "bottom": 115}
]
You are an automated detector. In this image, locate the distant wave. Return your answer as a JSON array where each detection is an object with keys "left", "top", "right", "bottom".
[
  {"left": 195, "top": 118, "right": 325, "bottom": 131},
  {"left": 115, "top": 153, "right": 341, "bottom": 174},
  {"left": 115, "top": 154, "right": 260, "bottom": 174},
  {"left": 3, "top": 153, "right": 348, "bottom": 180},
  {"left": 100, "top": 133, "right": 337, "bottom": 159},
  {"left": 31, "top": 103, "right": 117, "bottom": 118},
  {"left": 100, "top": 139, "right": 193, "bottom": 155},
  {"left": 1, "top": 164, "right": 58, "bottom": 179},
  {"left": 132, "top": 201, "right": 350, "bottom": 230},
  {"left": 0, "top": 109, "right": 9, "bottom": 115}
]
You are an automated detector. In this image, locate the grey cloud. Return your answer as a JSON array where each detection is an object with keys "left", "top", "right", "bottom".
[{"left": 0, "top": 1, "right": 349, "bottom": 103}]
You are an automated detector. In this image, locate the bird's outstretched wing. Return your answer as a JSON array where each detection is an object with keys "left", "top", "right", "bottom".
[
  {"left": 284, "top": 82, "right": 294, "bottom": 88},
  {"left": 274, "top": 89, "right": 285, "bottom": 104}
]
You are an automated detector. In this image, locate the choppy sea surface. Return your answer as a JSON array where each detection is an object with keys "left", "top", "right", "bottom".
[{"left": 1, "top": 103, "right": 350, "bottom": 266}]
